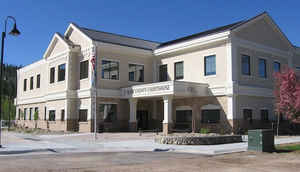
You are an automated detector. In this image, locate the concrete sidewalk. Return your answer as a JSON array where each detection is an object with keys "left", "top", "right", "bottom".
[{"left": 1, "top": 131, "right": 300, "bottom": 156}]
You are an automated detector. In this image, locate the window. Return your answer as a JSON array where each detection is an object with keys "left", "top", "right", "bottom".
[
  {"left": 100, "top": 104, "right": 117, "bottom": 122},
  {"left": 204, "top": 55, "right": 216, "bottom": 76},
  {"left": 176, "top": 110, "right": 192, "bottom": 123},
  {"left": 243, "top": 109, "right": 253, "bottom": 124},
  {"left": 29, "top": 108, "right": 33, "bottom": 120},
  {"left": 259, "top": 58, "right": 267, "bottom": 78},
  {"left": 61, "top": 109, "right": 65, "bottom": 121},
  {"left": 242, "top": 55, "right": 251, "bottom": 75},
  {"left": 23, "top": 79, "right": 27, "bottom": 91},
  {"left": 261, "top": 109, "right": 269, "bottom": 122},
  {"left": 129, "top": 64, "right": 144, "bottom": 82},
  {"left": 50, "top": 67, "right": 55, "bottom": 83},
  {"left": 174, "top": 61, "right": 184, "bottom": 80},
  {"left": 58, "top": 64, "right": 66, "bottom": 81},
  {"left": 102, "top": 60, "right": 119, "bottom": 80},
  {"left": 79, "top": 109, "right": 88, "bottom": 122},
  {"left": 80, "top": 60, "right": 89, "bottom": 79},
  {"left": 44, "top": 107, "right": 47, "bottom": 121},
  {"left": 201, "top": 110, "right": 220, "bottom": 123},
  {"left": 30, "top": 77, "right": 34, "bottom": 90},
  {"left": 274, "top": 62, "right": 280, "bottom": 73},
  {"left": 36, "top": 74, "right": 40, "bottom": 88},
  {"left": 159, "top": 64, "right": 168, "bottom": 82},
  {"left": 49, "top": 110, "right": 56, "bottom": 121},
  {"left": 24, "top": 108, "right": 27, "bottom": 120},
  {"left": 34, "top": 107, "right": 38, "bottom": 120},
  {"left": 296, "top": 67, "right": 300, "bottom": 70}
]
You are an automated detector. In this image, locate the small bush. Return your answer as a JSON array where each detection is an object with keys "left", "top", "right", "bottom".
[{"left": 199, "top": 128, "right": 210, "bottom": 134}]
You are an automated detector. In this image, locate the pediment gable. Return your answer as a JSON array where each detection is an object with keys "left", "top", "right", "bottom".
[
  {"left": 43, "top": 33, "right": 70, "bottom": 59},
  {"left": 233, "top": 13, "right": 292, "bottom": 51}
]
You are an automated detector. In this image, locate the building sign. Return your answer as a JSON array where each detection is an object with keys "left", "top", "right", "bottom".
[{"left": 123, "top": 84, "right": 172, "bottom": 97}]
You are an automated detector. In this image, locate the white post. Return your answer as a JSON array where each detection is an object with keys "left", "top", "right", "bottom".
[
  {"left": 129, "top": 99, "right": 137, "bottom": 123},
  {"left": 163, "top": 95, "right": 173, "bottom": 134}
]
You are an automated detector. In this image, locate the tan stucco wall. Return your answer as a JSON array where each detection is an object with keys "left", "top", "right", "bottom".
[
  {"left": 159, "top": 41, "right": 228, "bottom": 86},
  {"left": 236, "top": 46, "right": 288, "bottom": 89},
  {"left": 48, "top": 39, "right": 68, "bottom": 58},
  {"left": 67, "top": 28, "right": 92, "bottom": 49},
  {"left": 97, "top": 47, "right": 154, "bottom": 89},
  {"left": 234, "top": 17, "right": 290, "bottom": 51}
]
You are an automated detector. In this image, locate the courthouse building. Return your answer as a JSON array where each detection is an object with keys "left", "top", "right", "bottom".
[{"left": 15, "top": 12, "right": 300, "bottom": 134}]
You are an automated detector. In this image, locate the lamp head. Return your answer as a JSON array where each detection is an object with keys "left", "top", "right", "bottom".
[{"left": 9, "top": 23, "right": 20, "bottom": 36}]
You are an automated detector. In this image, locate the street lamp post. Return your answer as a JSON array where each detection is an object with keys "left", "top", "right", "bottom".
[{"left": 0, "top": 16, "right": 20, "bottom": 148}]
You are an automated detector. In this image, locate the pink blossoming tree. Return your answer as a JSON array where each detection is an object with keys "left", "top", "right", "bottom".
[{"left": 274, "top": 67, "right": 300, "bottom": 121}]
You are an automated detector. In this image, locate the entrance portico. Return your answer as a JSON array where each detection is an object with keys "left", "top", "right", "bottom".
[{"left": 122, "top": 81, "right": 209, "bottom": 134}]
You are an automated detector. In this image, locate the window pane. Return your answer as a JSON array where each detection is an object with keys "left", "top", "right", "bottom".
[
  {"left": 79, "top": 109, "right": 87, "bottom": 122},
  {"left": 242, "top": 55, "right": 250, "bottom": 75},
  {"left": 259, "top": 59, "right": 267, "bottom": 78},
  {"left": 176, "top": 110, "right": 192, "bottom": 123},
  {"left": 23, "top": 79, "right": 27, "bottom": 91},
  {"left": 102, "top": 60, "right": 119, "bottom": 80},
  {"left": 243, "top": 109, "right": 253, "bottom": 123},
  {"left": 100, "top": 104, "right": 117, "bottom": 122},
  {"left": 36, "top": 74, "right": 40, "bottom": 88},
  {"left": 58, "top": 64, "right": 66, "bottom": 81},
  {"left": 49, "top": 110, "right": 56, "bottom": 121},
  {"left": 201, "top": 110, "right": 220, "bottom": 123},
  {"left": 80, "top": 61, "right": 89, "bottom": 79},
  {"left": 274, "top": 62, "right": 280, "bottom": 73},
  {"left": 261, "top": 110, "right": 269, "bottom": 122},
  {"left": 205, "top": 55, "right": 216, "bottom": 76},
  {"left": 29, "top": 108, "right": 32, "bottom": 120},
  {"left": 50, "top": 67, "right": 55, "bottom": 83},
  {"left": 30, "top": 77, "right": 34, "bottom": 90},
  {"left": 24, "top": 108, "right": 27, "bottom": 120},
  {"left": 175, "top": 61, "right": 184, "bottom": 80},
  {"left": 159, "top": 65, "right": 168, "bottom": 82},
  {"left": 129, "top": 64, "right": 144, "bottom": 82},
  {"left": 61, "top": 109, "right": 65, "bottom": 121}
]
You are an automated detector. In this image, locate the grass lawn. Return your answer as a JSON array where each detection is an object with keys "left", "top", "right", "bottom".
[{"left": 276, "top": 143, "right": 300, "bottom": 153}]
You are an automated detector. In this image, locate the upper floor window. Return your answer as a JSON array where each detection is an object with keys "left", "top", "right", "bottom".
[
  {"left": 58, "top": 64, "right": 66, "bottom": 81},
  {"left": 274, "top": 62, "right": 280, "bottom": 73},
  {"left": 159, "top": 64, "right": 168, "bottom": 82},
  {"left": 259, "top": 58, "right": 267, "bottom": 78},
  {"left": 241, "top": 55, "right": 250, "bottom": 75},
  {"left": 80, "top": 60, "right": 89, "bottom": 80},
  {"left": 102, "top": 60, "right": 119, "bottom": 80},
  {"left": 50, "top": 67, "right": 55, "bottom": 83},
  {"left": 30, "top": 76, "right": 34, "bottom": 90},
  {"left": 204, "top": 55, "right": 216, "bottom": 76},
  {"left": 174, "top": 61, "right": 184, "bottom": 80},
  {"left": 23, "top": 79, "right": 27, "bottom": 91},
  {"left": 129, "top": 64, "right": 144, "bottom": 82},
  {"left": 36, "top": 74, "right": 40, "bottom": 88}
]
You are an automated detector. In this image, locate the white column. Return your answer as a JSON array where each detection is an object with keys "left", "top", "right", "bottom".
[
  {"left": 163, "top": 96, "right": 173, "bottom": 124},
  {"left": 129, "top": 99, "right": 138, "bottom": 123}
]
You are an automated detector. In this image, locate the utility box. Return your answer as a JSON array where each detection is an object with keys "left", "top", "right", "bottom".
[{"left": 248, "top": 129, "right": 275, "bottom": 152}]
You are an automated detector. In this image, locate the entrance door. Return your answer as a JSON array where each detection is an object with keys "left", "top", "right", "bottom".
[{"left": 137, "top": 110, "right": 148, "bottom": 130}]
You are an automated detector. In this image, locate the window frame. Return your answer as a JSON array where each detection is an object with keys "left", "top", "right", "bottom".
[
  {"left": 61, "top": 109, "right": 65, "bottom": 121},
  {"left": 50, "top": 67, "right": 55, "bottom": 84},
  {"left": 241, "top": 54, "right": 251, "bottom": 76},
  {"left": 258, "top": 58, "right": 267, "bottom": 78},
  {"left": 36, "top": 74, "right": 40, "bottom": 88},
  {"left": 24, "top": 108, "right": 27, "bottom": 120},
  {"left": 23, "top": 79, "right": 27, "bottom": 91},
  {"left": 174, "top": 61, "right": 184, "bottom": 80},
  {"left": 48, "top": 110, "right": 56, "bottom": 121},
  {"left": 243, "top": 109, "right": 253, "bottom": 124},
  {"left": 159, "top": 64, "right": 168, "bottom": 82},
  {"left": 260, "top": 109, "right": 269, "bottom": 122},
  {"left": 100, "top": 104, "right": 117, "bottom": 123},
  {"left": 58, "top": 63, "right": 66, "bottom": 82},
  {"left": 201, "top": 109, "right": 220, "bottom": 124},
  {"left": 128, "top": 63, "right": 144, "bottom": 82},
  {"left": 204, "top": 55, "right": 216, "bottom": 76},
  {"left": 273, "top": 61, "right": 281, "bottom": 73},
  {"left": 30, "top": 76, "right": 34, "bottom": 90},
  {"left": 101, "top": 59, "right": 120, "bottom": 80},
  {"left": 80, "top": 60, "right": 89, "bottom": 80},
  {"left": 79, "top": 109, "right": 88, "bottom": 122}
]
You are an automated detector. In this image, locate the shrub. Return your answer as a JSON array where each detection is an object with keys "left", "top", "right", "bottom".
[{"left": 199, "top": 128, "right": 210, "bottom": 134}]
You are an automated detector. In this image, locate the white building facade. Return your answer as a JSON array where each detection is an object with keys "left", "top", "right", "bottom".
[{"left": 15, "top": 12, "right": 300, "bottom": 134}]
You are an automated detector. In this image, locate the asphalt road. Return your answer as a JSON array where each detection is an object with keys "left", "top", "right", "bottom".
[{"left": 0, "top": 151, "right": 299, "bottom": 172}]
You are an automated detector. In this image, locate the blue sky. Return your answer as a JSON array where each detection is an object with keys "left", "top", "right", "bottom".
[{"left": 0, "top": 0, "right": 299, "bottom": 66}]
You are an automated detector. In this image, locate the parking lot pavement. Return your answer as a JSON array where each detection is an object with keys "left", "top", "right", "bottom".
[{"left": 1, "top": 131, "right": 300, "bottom": 156}]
